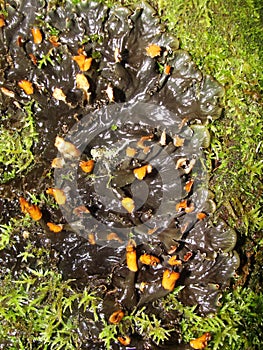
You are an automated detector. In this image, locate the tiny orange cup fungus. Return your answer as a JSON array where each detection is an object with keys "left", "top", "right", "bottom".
[
  {"left": 126, "top": 239, "right": 138, "bottom": 272},
  {"left": 55, "top": 136, "right": 81, "bottom": 159},
  {"left": 162, "top": 269, "right": 180, "bottom": 292},
  {"left": 190, "top": 332, "right": 211, "bottom": 349},
  {"left": 18, "top": 80, "right": 34, "bottom": 95},
  {"left": 108, "top": 310, "right": 124, "bottom": 324},
  {"left": 121, "top": 197, "right": 135, "bottom": 214},
  {"left": 146, "top": 43, "right": 161, "bottom": 58},
  {"left": 183, "top": 251, "right": 193, "bottom": 261},
  {"left": 118, "top": 335, "right": 131, "bottom": 346},
  {"left": 164, "top": 64, "right": 171, "bottom": 75},
  {"left": 139, "top": 253, "right": 160, "bottom": 266},
  {"left": 79, "top": 159, "right": 95, "bottom": 173},
  {"left": 31, "top": 27, "right": 43, "bottom": 44},
  {"left": 173, "top": 135, "right": 185, "bottom": 147},
  {"left": 47, "top": 222, "right": 63, "bottom": 233},
  {"left": 46, "top": 188, "right": 67, "bottom": 205},
  {"left": 73, "top": 54, "right": 92, "bottom": 71},
  {"left": 19, "top": 197, "right": 42, "bottom": 221}
]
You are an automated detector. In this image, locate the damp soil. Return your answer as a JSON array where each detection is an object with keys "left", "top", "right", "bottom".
[{"left": 0, "top": 1, "right": 239, "bottom": 349}]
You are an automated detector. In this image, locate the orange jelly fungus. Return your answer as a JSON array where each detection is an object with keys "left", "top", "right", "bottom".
[
  {"left": 46, "top": 188, "right": 66, "bottom": 205},
  {"left": 79, "top": 159, "right": 95, "bottom": 173},
  {"left": 18, "top": 80, "right": 34, "bottom": 95},
  {"left": 109, "top": 310, "right": 124, "bottom": 324},
  {"left": 126, "top": 240, "right": 138, "bottom": 272},
  {"left": 19, "top": 197, "right": 42, "bottom": 221},
  {"left": 47, "top": 222, "right": 63, "bottom": 233},
  {"left": 190, "top": 332, "right": 211, "bottom": 349},
  {"left": 162, "top": 270, "right": 180, "bottom": 291},
  {"left": 31, "top": 27, "right": 43, "bottom": 44},
  {"left": 139, "top": 253, "right": 160, "bottom": 266}
]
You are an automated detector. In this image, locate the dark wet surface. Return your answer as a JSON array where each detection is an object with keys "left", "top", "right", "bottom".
[{"left": 0, "top": 1, "right": 238, "bottom": 348}]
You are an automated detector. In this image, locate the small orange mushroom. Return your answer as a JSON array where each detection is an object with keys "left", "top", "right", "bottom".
[
  {"left": 49, "top": 35, "right": 60, "bottom": 47},
  {"left": 121, "top": 197, "right": 135, "bottom": 214},
  {"left": 79, "top": 159, "right": 95, "bottom": 173},
  {"left": 47, "top": 222, "right": 63, "bottom": 233},
  {"left": 118, "top": 335, "right": 131, "bottom": 346},
  {"left": 109, "top": 310, "right": 124, "bottom": 324},
  {"left": 51, "top": 157, "right": 65, "bottom": 169},
  {"left": 173, "top": 135, "right": 185, "bottom": 147},
  {"left": 175, "top": 199, "right": 188, "bottom": 211},
  {"left": 55, "top": 136, "right": 81, "bottom": 159},
  {"left": 146, "top": 43, "right": 161, "bottom": 58},
  {"left": 139, "top": 253, "right": 160, "bottom": 266},
  {"left": 183, "top": 251, "right": 193, "bottom": 261},
  {"left": 52, "top": 88, "right": 67, "bottom": 102},
  {"left": 126, "top": 147, "right": 137, "bottom": 157},
  {"left": 19, "top": 197, "right": 42, "bottom": 221},
  {"left": 28, "top": 53, "right": 38, "bottom": 65},
  {"left": 88, "top": 233, "right": 96, "bottom": 245},
  {"left": 133, "top": 164, "right": 152, "bottom": 180},
  {"left": 168, "top": 255, "right": 182, "bottom": 266},
  {"left": 126, "top": 239, "right": 138, "bottom": 272},
  {"left": 190, "top": 332, "right": 211, "bottom": 349},
  {"left": 184, "top": 179, "right": 194, "bottom": 193},
  {"left": 31, "top": 27, "right": 43, "bottom": 44},
  {"left": 18, "top": 80, "right": 34, "bottom": 95},
  {"left": 46, "top": 188, "right": 66, "bottom": 205},
  {"left": 107, "top": 232, "right": 123, "bottom": 243},
  {"left": 73, "top": 205, "right": 90, "bottom": 216},
  {"left": 0, "top": 15, "right": 5, "bottom": 28},
  {"left": 196, "top": 212, "right": 207, "bottom": 220},
  {"left": 73, "top": 54, "right": 92, "bottom": 71},
  {"left": 164, "top": 65, "right": 171, "bottom": 75},
  {"left": 162, "top": 270, "right": 180, "bottom": 291}
]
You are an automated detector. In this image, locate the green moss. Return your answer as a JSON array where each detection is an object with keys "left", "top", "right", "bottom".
[{"left": 0, "top": 101, "right": 38, "bottom": 184}]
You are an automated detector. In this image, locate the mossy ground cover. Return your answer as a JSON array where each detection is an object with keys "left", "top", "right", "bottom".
[{"left": 0, "top": 0, "right": 262, "bottom": 349}]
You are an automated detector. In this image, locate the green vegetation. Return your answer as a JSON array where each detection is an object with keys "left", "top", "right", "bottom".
[
  {"left": 0, "top": 268, "right": 100, "bottom": 350},
  {"left": 162, "top": 286, "right": 263, "bottom": 349},
  {"left": 0, "top": 101, "right": 38, "bottom": 183}
]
